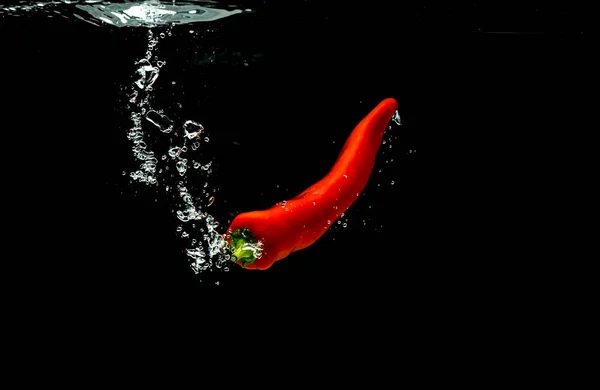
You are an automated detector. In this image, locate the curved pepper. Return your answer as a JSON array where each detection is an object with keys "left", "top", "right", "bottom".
[{"left": 226, "top": 98, "right": 398, "bottom": 270}]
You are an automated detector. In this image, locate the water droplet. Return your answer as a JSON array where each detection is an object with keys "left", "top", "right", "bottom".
[
  {"left": 343, "top": 174, "right": 348, "bottom": 178},
  {"left": 382, "top": 140, "right": 386, "bottom": 144},
  {"left": 327, "top": 220, "right": 331, "bottom": 225},
  {"left": 280, "top": 200, "right": 287, "bottom": 208},
  {"left": 312, "top": 201, "right": 316, "bottom": 206},
  {"left": 342, "top": 223, "right": 347, "bottom": 228}
]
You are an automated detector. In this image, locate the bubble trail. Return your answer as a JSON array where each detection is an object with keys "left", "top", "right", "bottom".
[{"left": 123, "top": 27, "right": 230, "bottom": 277}]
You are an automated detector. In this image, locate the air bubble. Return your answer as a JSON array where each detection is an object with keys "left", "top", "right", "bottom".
[
  {"left": 146, "top": 110, "right": 173, "bottom": 133},
  {"left": 183, "top": 120, "right": 204, "bottom": 139},
  {"left": 392, "top": 110, "right": 402, "bottom": 125},
  {"left": 176, "top": 160, "right": 187, "bottom": 175},
  {"left": 168, "top": 146, "right": 181, "bottom": 158}
]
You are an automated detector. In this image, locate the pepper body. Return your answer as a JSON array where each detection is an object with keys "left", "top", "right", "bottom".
[{"left": 227, "top": 98, "right": 398, "bottom": 270}]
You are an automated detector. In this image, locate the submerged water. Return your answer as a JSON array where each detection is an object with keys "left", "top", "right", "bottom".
[{"left": 2, "top": 0, "right": 410, "bottom": 286}]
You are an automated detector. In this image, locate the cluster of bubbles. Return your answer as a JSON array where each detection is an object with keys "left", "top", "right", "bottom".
[{"left": 125, "top": 28, "right": 229, "bottom": 275}]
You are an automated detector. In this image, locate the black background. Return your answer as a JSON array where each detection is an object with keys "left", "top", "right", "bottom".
[{"left": 0, "top": 1, "right": 586, "bottom": 311}]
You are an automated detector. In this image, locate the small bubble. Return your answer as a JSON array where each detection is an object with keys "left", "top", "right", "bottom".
[
  {"left": 189, "top": 30, "right": 194, "bottom": 34},
  {"left": 159, "top": 33, "right": 165, "bottom": 38},
  {"left": 280, "top": 200, "right": 287, "bottom": 208},
  {"left": 391, "top": 180, "right": 395, "bottom": 185},
  {"left": 337, "top": 220, "right": 341, "bottom": 225},
  {"left": 168, "top": 146, "right": 181, "bottom": 158},
  {"left": 122, "top": 171, "right": 126, "bottom": 175},
  {"left": 382, "top": 140, "right": 386, "bottom": 144},
  {"left": 204, "top": 137, "right": 210, "bottom": 142},
  {"left": 327, "top": 220, "right": 331, "bottom": 225},
  {"left": 207, "top": 196, "right": 215, "bottom": 207},
  {"left": 176, "top": 226, "right": 182, "bottom": 232},
  {"left": 313, "top": 202, "right": 316, "bottom": 206},
  {"left": 342, "top": 223, "right": 347, "bottom": 228},
  {"left": 194, "top": 162, "right": 201, "bottom": 169},
  {"left": 182, "top": 232, "right": 189, "bottom": 238},
  {"left": 176, "top": 160, "right": 187, "bottom": 175},
  {"left": 161, "top": 155, "right": 167, "bottom": 160}
]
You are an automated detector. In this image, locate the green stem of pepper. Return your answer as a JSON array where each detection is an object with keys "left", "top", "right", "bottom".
[{"left": 228, "top": 228, "right": 262, "bottom": 268}]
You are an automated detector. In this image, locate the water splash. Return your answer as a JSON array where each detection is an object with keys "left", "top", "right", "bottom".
[{"left": 0, "top": 1, "right": 251, "bottom": 28}]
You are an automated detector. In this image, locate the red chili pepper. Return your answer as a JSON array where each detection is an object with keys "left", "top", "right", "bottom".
[{"left": 226, "top": 98, "right": 398, "bottom": 270}]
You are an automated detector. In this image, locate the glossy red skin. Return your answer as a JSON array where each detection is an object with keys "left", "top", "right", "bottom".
[{"left": 227, "top": 98, "right": 398, "bottom": 270}]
